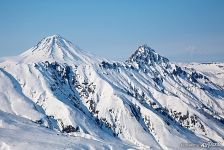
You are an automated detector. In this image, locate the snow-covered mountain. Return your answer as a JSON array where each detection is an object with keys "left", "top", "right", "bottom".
[{"left": 0, "top": 35, "right": 223, "bottom": 150}]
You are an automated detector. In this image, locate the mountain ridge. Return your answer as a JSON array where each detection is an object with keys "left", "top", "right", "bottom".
[{"left": 0, "top": 35, "right": 223, "bottom": 150}]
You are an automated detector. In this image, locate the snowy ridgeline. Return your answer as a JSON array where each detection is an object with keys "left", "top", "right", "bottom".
[{"left": 0, "top": 35, "right": 223, "bottom": 150}]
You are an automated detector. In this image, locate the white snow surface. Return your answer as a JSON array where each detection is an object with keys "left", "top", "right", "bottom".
[{"left": 0, "top": 35, "right": 223, "bottom": 150}]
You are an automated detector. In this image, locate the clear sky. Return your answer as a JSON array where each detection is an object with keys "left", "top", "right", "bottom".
[{"left": 0, "top": 0, "right": 224, "bottom": 62}]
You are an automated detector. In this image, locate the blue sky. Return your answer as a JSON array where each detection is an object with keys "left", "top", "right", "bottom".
[{"left": 0, "top": 0, "right": 224, "bottom": 62}]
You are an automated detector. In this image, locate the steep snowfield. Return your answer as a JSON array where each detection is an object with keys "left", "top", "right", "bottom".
[
  {"left": 0, "top": 111, "right": 132, "bottom": 150},
  {"left": 0, "top": 35, "right": 223, "bottom": 150}
]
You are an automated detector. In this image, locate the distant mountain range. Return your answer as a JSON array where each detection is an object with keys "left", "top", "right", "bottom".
[{"left": 0, "top": 35, "right": 223, "bottom": 150}]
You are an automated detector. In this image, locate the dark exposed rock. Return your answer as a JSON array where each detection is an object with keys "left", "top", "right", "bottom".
[
  {"left": 62, "top": 125, "right": 79, "bottom": 133},
  {"left": 126, "top": 45, "right": 170, "bottom": 68},
  {"left": 173, "top": 66, "right": 187, "bottom": 77}
]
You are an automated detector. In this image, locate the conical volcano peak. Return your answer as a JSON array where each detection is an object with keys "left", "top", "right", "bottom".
[
  {"left": 43, "top": 34, "right": 72, "bottom": 44},
  {"left": 47, "top": 34, "right": 62, "bottom": 39},
  {"left": 42, "top": 34, "right": 62, "bottom": 40},
  {"left": 43, "top": 34, "right": 67, "bottom": 41},
  {"left": 36, "top": 34, "right": 73, "bottom": 50},
  {"left": 19, "top": 35, "right": 92, "bottom": 64},
  {"left": 127, "top": 44, "right": 169, "bottom": 66}
]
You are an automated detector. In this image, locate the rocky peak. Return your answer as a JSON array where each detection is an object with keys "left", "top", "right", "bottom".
[{"left": 127, "top": 45, "right": 169, "bottom": 66}]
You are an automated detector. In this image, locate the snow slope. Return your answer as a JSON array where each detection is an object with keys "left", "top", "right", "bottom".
[
  {"left": 181, "top": 63, "right": 224, "bottom": 88},
  {"left": 0, "top": 35, "right": 223, "bottom": 150}
]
